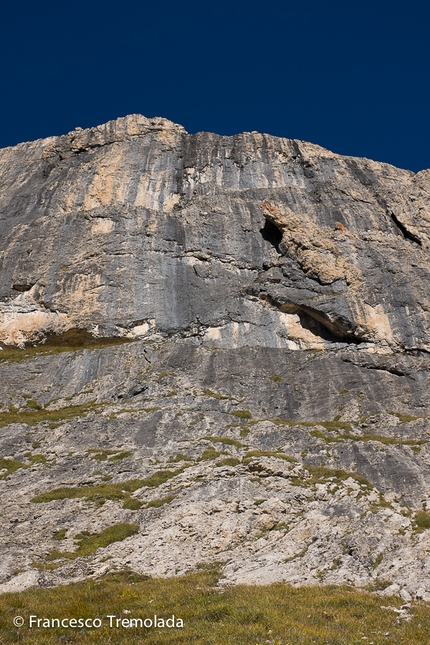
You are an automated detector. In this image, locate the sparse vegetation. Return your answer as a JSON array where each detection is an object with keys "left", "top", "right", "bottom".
[
  {"left": 330, "top": 556, "right": 342, "bottom": 570},
  {"left": 0, "top": 457, "right": 28, "bottom": 479},
  {"left": 302, "top": 465, "right": 373, "bottom": 489},
  {"left": 369, "top": 497, "right": 393, "bottom": 514},
  {"left": 366, "top": 579, "right": 395, "bottom": 592},
  {"left": 231, "top": 409, "right": 253, "bottom": 420},
  {"left": 203, "top": 388, "right": 230, "bottom": 400},
  {"left": 310, "top": 429, "right": 341, "bottom": 443},
  {"left": 311, "top": 428, "right": 426, "bottom": 447},
  {"left": 0, "top": 329, "right": 133, "bottom": 364},
  {"left": 413, "top": 510, "right": 430, "bottom": 532},
  {"left": 269, "top": 374, "right": 283, "bottom": 382},
  {"left": 205, "top": 435, "right": 243, "bottom": 448},
  {"left": 146, "top": 495, "right": 175, "bottom": 508},
  {"left": 88, "top": 449, "right": 132, "bottom": 462},
  {"left": 372, "top": 553, "right": 383, "bottom": 569},
  {"left": 284, "top": 545, "right": 309, "bottom": 562},
  {"left": 198, "top": 447, "right": 222, "bottom": 461},
  {"left": 168, "top": 453, "right": 193, "bottom": 463},
  {"left": 0, "top": 401, "right": 105, "bottom": 429},
  {"left": 45, "top": 523, "right": 139, "bottom": 561},
  {"left": 141, "top": 468, "right": 186, "bottom": 487},
  {"left": 110, "top": 451, "right": 133, "bottom": 461},
  {"left": 0, "top": 567, "right": 428, "bottom": 644},
  {"left": 122, "top": 498, "right": 143, "bottom": 510},
  {"left": 27, "top": 453, "right": 47, "bottom": 464},
  {"left": 244, "top": 449, "right": 297, "bottom": 464},
  {"left": 31, "top": 468, "right": 185, "bottom": 508},
  {"left": 25, "top": 398, "right": 43, "bottom": 410},
  {"left": 52, "top": 529, "right": 67, "bottom": 541},
  {"left": 216, "top": 457, "right": 241, "bottom": 467},
  {"left": 391, "top": 412, "right": 420, "bottom": 423}
]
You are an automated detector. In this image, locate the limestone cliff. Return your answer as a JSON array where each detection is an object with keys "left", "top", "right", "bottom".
[{"left": 1, "top": 115, "right": 430, "bottom": 600}]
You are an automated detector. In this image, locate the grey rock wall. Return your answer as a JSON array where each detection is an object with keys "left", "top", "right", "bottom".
[
  {"left": 2, "top": 113, "right": 430, "bottom": 350},
  {"left": 1, "top": 115, "right": 430, "bottom": 600}
]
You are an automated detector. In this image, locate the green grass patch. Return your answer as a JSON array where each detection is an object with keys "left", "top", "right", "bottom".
[
  {"left": 45, "top": 523, "right": 138, "bottom": 561},
  {"left": 369, "top": 497, "right": 393, "bottom": 513},
  {"left": 310, "top": 429, "right": 341, "bottom": 443},
  {"left": 311, "top": 429, "right": 427, "bottom": 447},
  {"left": 88, "top": 449, "right": 132, "bottom": 462},
  {"left": 168, "top": 453, "right": 193, "bottom": 463},
  {"left": 303, "top": 465, "right": 373, "bottom": 489},
  {"left": 312, "top": 420, "right": 352, "bottom": 432},
  {"left": 366, "top": 579, "right": 395, "bottom": 592},
  {"left": 244, "top": 450, "right": 297, "bottom": 464},
  {"left": 25, "top": 398, "right": 43, "bottom": 410},
  {"left": 0, "top": 568, "right": 429, "bottom": 644},
  {"left": 357, "top": 433, "right": 426, "bottom": 446},
  {"left": 198, "top": 448, "right": 223, "bottom": 461},
  {"left": 216, "top": 457, "right": 241, "bottom": 467},
  {"left": 0, "top": 401, "right": 105, "bottom": 429},
  {"left": 231, "top": 409, "right": 253, "bottom": 420},
  {"left": 372, "top": 553, "right": 384, "bottom": 569},
  {"left": 52, "top": 529, "right": 67, "bottom": 541},
  {"left": 122, "top": 498, "right": 143, "bottom": 510},
  {"left": 267, "top": 418, "right": 352, "bottom": 432},
  {"left": 413, "top": 510, "right": 430, "bottom": 532},
  {"left": 0, "top": 457, "right": 28, "bottom": 479},
  {"left": 27, "top": 453, "right": 47, "bottom": 465},
  {"left": 204, "top": 435, "right": 243, "bottom": 448},
  {"left": 109, "top": 451, "right": 133, "bottom": 461},
  {"left": 269, "top": 374, "right": 283, "bottom": 382},
  {"left": 269, "top": 417, "right": 296, "bottom": 426},
  {"left": 31, "top": 468, "right": 185, "bottom": 508},
  {"left": 203, "top": 388, "right": 231, "bottom": 400},
  {"left": 141, "top": 468, "right": 185, "bottom": 487},
  {"left": 146, "top": 495, "right": 175, "bottom": 508},
  {"left": 391, "top": 412, "right": 420, "bottom": 423},
  {"left": 0, "top": 329, "right": 133, "bottom": 364},
  {"left": 284, "top": 545, "right": 309, "bottom": 562}
]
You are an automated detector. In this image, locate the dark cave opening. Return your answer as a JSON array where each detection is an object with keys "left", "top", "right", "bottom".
[
  {"left": 260, "top": 218, "right": 282, "bottom": 251},
  {"left": 297, "top": 310, "right": 354, "bottom": 342},
  {"left": 390, "top": 212, "right": 422, "bottom": 246}
]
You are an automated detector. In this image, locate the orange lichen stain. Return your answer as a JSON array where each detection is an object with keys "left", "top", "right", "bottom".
[{"left": 335, "top": 222, "right": 348, "bottom": 232}]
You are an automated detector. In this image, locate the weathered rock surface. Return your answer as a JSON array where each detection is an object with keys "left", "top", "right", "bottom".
[{"left": 1, "top": 115, "right": 430, "bottom": 599}]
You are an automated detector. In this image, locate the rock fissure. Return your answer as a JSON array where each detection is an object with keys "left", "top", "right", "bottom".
[{"left": 390, "top": 212, "right": 422, "bottom": 246}]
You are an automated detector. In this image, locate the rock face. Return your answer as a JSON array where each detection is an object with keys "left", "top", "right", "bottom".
[{"left": 1, "top": 114, "right": 430, "bottom": 599}]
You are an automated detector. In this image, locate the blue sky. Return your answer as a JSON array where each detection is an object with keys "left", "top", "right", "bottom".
[{"left": 1, "top": 0, "right": 429, "bottom": 171}]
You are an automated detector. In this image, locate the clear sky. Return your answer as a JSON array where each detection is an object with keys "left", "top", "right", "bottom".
[{"left": 1, "top": 0, "right": 429, "bottom": 171}]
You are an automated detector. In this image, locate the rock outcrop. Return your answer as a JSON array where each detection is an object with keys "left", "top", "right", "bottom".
[{"left": 1, "top": 115, "right": 430, "bottom": 600}]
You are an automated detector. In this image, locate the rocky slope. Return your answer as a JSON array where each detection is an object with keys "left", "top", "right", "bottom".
[{"left": 0, "top": 114, "right": 430, "bottom": 600}]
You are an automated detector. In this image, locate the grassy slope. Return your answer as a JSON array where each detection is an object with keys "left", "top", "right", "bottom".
[{"left": 0, "top": 569, "right": 429, "bottom": 644}]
